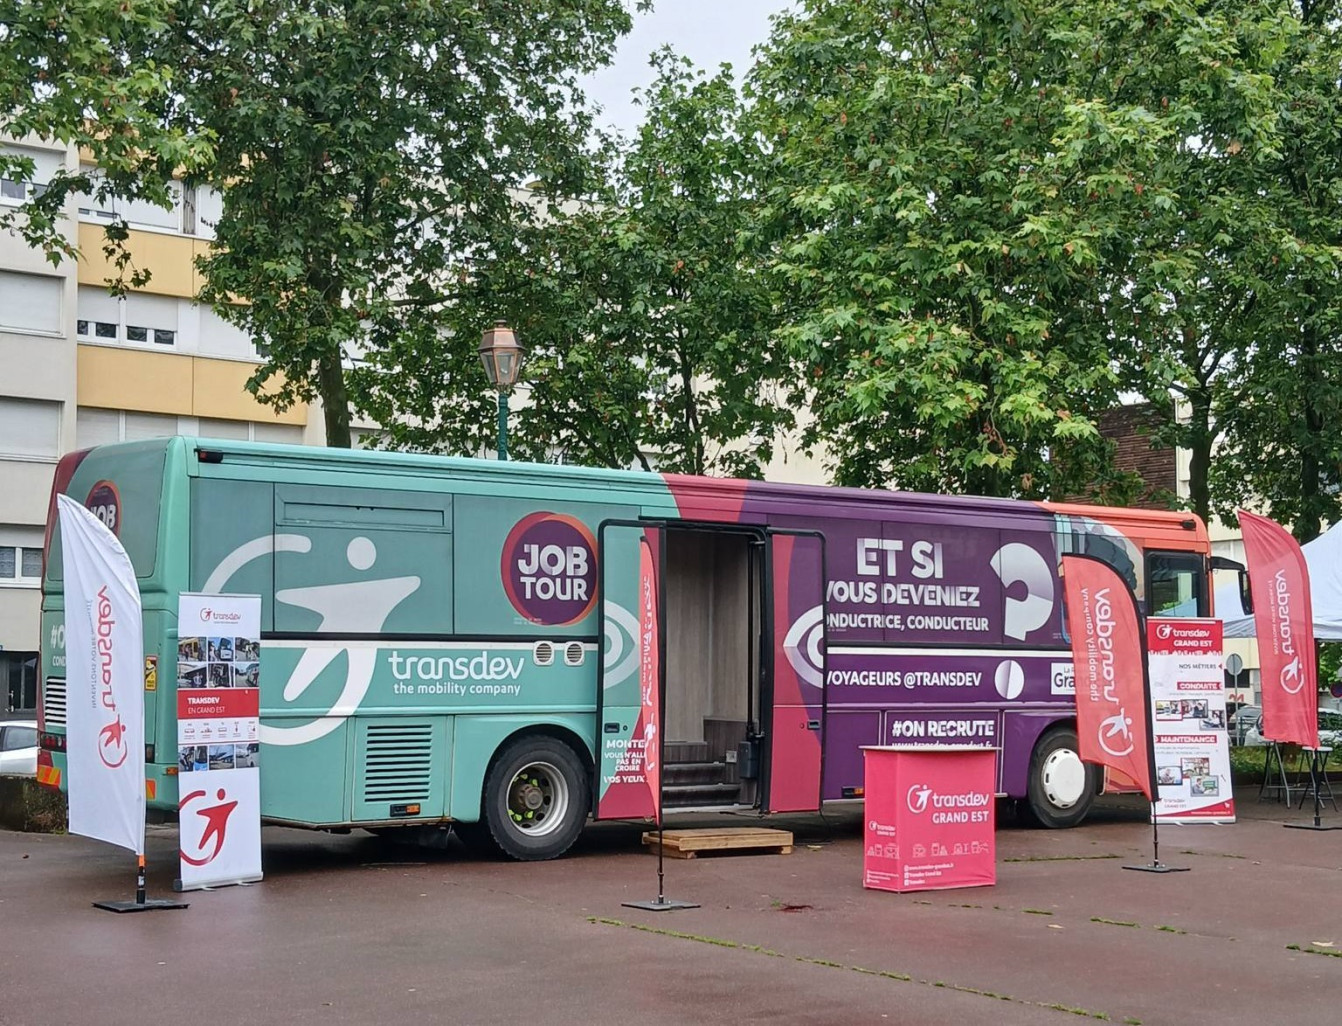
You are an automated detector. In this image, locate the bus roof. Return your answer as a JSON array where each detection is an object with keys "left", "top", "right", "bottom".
[{"left": 88, "top": 436, "right": 1207, "bottom": 542}]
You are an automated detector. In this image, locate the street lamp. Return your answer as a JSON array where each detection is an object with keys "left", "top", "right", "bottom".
[{"left": 478, "top": 320, "right": 526, "bottom": 461}]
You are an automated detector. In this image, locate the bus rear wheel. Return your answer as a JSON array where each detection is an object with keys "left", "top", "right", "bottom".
[
  {"left": 479, "top": 736, "right": 589, "bottom": 861},
  {"left": 1024, "top": 726, "right": 1096, "bottom": 829}
]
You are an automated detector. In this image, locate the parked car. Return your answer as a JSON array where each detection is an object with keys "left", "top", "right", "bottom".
[
  {"left": 0, "top": 720, "right": 38, "bottom": 776},
  {"left": 1229, "top": 705, "right": 1262, "bottom": 745},
  {"left": 1244, "top": 708, "right": 1342, "bottom": 749}
]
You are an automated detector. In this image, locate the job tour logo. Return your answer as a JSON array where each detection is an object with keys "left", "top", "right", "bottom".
[
  {"left": 502, "top": 513, "right": 598, "bottom": 626},
  {"left": 93, "top": 584, "right": 129, "bottom": 769},
  {"left": 85, "top": 480, "right": 122, "bottom": 536}
]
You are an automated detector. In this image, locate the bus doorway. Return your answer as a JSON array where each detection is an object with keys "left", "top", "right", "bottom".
[
  {"left": 660, "top": 527, "right": 764, "bottom": 811},
  {"left": 660, "top": 525, "right": 827, "bottom": 814}
]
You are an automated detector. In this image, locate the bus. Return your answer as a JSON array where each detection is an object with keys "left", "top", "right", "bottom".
[{"left": 36, "top": 437, "right": 1213, "bottom": 860}]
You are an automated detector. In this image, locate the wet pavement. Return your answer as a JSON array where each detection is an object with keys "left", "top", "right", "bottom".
[{"left": 2, "top": 796, "right": 1340, "bottom": 1025}]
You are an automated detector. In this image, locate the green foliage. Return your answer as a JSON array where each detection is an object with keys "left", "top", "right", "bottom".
[
  {"left": 182, "top": 0, "right": 639, "bottom": 447},
  {"left": 363, "top": 50, "right": 794, "bottom": 476},
  {"left": 746, "top": 0, "right": 1294, "bottom": 498},
  {"left": 0, "top": 0, "right": 213, "bottom": 283}
]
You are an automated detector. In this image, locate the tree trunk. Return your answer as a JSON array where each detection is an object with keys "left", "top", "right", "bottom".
[
  {"left": 1186, "top": 389, "right": 1213, "bottom": 527},
  {"left": 317, "top": 351, "right": 352, "bottom": 448}
]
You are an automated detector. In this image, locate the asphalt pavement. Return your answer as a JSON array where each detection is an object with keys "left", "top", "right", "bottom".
[{"left": 2, "top": 796, "right": 1340, "bottom": 1025}]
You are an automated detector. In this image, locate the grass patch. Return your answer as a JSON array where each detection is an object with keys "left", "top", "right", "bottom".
[
  {"left": 1023, "top": 908, "right": 1055, "bottom": 916},
  {"left": 1287, "top": 944, "right": 1342, "bottom": 959},
  {"left": 1091, "top": 917, "right": 1140, "bottom": 928},
  {"left": 1155, "top": 925, "right": 1187, "bottom": 935}
]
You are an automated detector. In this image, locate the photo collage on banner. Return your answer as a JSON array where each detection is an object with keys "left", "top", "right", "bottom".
[
  {"left": 176, "top": 594, "right": 264, "bottom": 889},
  {"left": 1148, "top": 618, "right": 1236, "bottom": 823}
]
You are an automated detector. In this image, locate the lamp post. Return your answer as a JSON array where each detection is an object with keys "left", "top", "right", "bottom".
[{"left": 478, "top": 320, "right": 526, "bottom": 461}]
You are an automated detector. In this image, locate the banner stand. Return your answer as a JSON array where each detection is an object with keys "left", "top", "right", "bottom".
[
  {"left": 622, "top": 818, "right": 698, "bottom": 913},
  {"left": 621, "top": 533, "right": 696, "bottom": 914},
  {"left": 1284, "top": 750, "right": 1342, "bottom": 831},
  {"left": 94, "top": 854, "right": 189, "bottom": 914},
  {"left": 1123, "top": 813, "right": 1190, "bottom": 874}
]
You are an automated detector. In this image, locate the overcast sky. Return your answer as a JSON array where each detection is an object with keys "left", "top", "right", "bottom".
[{"left": 580, "top": 0, "right": 795, "bottom": 136}]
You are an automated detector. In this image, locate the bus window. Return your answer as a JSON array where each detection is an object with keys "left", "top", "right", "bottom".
[{"left": 1146, "top": 551, "right": 1207, "bottom": 617}]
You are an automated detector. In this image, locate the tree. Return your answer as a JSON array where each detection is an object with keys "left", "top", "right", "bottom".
[
  {"left": 0, "top": 0, "right": 212, "bottom": 283},
  {"left": 359, "top": 50, "right": 794, "bottom": 477},
  {"left": 180, "top": 0, "right": 641, "bottom": 447},
  {"left": 2, "top": 0, "right": 642, "bottom": 448},
  {"left": 745, "top": 0, "right": 1287, "bottom": 499},
  {"left": 1208, "top": 4, "right": 1342, "bottom": 543}
]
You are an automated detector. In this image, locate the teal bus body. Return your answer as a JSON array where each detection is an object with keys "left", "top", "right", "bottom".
[
  {"left": 39, "top": 436, "right": 1214, "bottom": 857},
  {"left": 41, "top": 438, "right": 679, "bottom": 846}
]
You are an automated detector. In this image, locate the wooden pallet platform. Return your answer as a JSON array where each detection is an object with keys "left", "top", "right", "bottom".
[{"left": 641, "top": 827, "right": 793, "bottom": 859}]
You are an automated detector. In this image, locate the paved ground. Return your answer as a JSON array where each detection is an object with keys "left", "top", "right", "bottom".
[{"left": 2, "top": 796, "right": 1340, "bottom": 1026}]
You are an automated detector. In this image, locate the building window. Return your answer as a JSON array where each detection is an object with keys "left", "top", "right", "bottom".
[
  {"left": 76, "top": 287, "right": 178, "bottom": 349},
  {"left": 3, "top": 652, "right": 39, "bottom": 715},
  {"left": 0, "top": 270, "right": 63, "bottom": 335},
  {"left": 0, "top": 398, "right": 61, "bottom": 459},
  {"left": 0, "top": 546, "right": 43, "bottom": 585}
]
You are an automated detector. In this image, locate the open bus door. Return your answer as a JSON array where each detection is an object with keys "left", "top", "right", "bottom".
[
  {"left": 593, "top": 520, "right": 665, "bottom": 821},
  {"left": 761, "top": 528, "right": 827, "bottom": 813}
]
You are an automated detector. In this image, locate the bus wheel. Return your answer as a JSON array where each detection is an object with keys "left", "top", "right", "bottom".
[
  {"left": 1024, "top": 727, "right": 1096, "bottom": 829},
  {"left": 480, "top": 736, "right": 589, "bottom": 861}
]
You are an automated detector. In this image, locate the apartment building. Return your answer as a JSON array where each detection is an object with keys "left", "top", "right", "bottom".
[{"left": 0, "top": 137, "right": 327, "bottom": 715}]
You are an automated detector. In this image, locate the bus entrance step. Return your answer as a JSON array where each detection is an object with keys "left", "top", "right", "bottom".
[
  {"left": 662, "top": 761, "right": 731, "bottom": 786},
  {"left": 642, "top": 827, "right": 794, "bottom": 859},
  {"left": 662, "top": 783, "right": 742, "bottom": 807}
]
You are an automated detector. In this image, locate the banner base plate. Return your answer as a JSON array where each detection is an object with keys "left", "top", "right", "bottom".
[
  {"left": 1122, "top": 863, "right": 1190, "bottom": 874},
  {"left": 1283, "top": 822, "right": 1342, "bottom": 831},
  {"left": 93, "top": 898, "right": 190, "bottom": 913},
  {"left": 622, "top": 898, "right": 700, "bottom": 912}
]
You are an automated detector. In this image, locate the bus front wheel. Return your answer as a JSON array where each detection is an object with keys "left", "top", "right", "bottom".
[
  {"left": 1024, "top": 726, "right": 1096, "bottom": 829},
  {"left": 479, "top": 736, "right": 590, "bottom": 861}
]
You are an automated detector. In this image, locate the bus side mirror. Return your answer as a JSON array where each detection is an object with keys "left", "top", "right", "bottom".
[{"left": 1239, "top": 570, "right": 1253, "bottom": 615}]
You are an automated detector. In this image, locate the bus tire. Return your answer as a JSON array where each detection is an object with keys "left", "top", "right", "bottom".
[
  {"left": 1024, "top": 726, "right": 1096, "bottom": 829},
  {"left": 480, "top": 735, "right": 590, "bottom": 861}
]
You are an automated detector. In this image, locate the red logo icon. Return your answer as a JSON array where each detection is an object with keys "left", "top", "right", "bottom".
[
  {"left": 179, "top": 787, "right": 240, "bottom": 866},
  {"left": 98, "top": 716, "right": 129, "bottom": 769}
]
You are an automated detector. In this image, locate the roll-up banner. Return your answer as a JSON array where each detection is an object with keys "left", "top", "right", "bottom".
[
  {"left": 176, "top": 594, "right": 263, "bottom": 890},
  {"left": 1061, "top": 554, "right": 1155, "bottom": 800},
  {"left": 57, "top": 494, "right": 146, "bottom": 856},
  {"left": 1148, "top": 618, "right": 1235, "bottom": 823},
  {"left": 1239, "top": 510, "right": 1319, "bottom": 748}
]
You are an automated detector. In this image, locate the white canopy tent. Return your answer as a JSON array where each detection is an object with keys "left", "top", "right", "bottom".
[{"left": 1214, "top": 519, "right": 1342, "bottom": 641}]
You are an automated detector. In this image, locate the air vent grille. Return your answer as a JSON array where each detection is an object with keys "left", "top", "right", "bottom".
[
  {"left": 362, "top": 723, "right": 433, "bottom": 802},
  {"left": 564, "top": 642, "right": 585, "bottom": 667},
  {"left": 42, "top": 677, "right": 67, "bottom": 728},
  {"left": 533, "top": 641, "right": 555, "bottom": 666}
]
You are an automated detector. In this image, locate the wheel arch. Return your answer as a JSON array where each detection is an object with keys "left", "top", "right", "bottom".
[
  {"left": 449, "top": 715, "right": 595, "bottom": 824},
  {"left": 1002, "top": 711, "right": 1078, "bottom": 799}
]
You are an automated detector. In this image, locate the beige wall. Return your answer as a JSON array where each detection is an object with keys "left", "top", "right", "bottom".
[
  {"left": 0, "top": 583, "right": 40, "bottom": 652},
  {"left": 77, "top": 224, "right": 210, "bottom": 299},
  {"left": 77, "top": 345, "right": 307, "bottom": 424}
]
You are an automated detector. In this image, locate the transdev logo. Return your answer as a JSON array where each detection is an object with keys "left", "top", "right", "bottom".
[
  {"left": 906, "top": 783, "right": 990, "bottom": 814},
  {"left": 501, "top": 513, "right": 598, "bottom": 626},
  {"left": 199, "top": 607, "right": 242, "bottom": 625}
]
